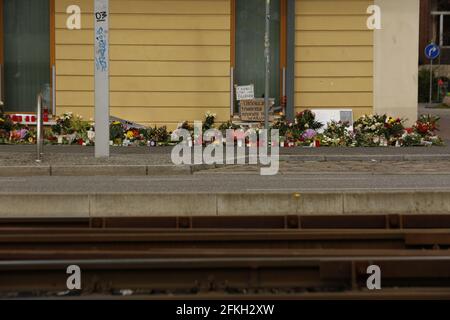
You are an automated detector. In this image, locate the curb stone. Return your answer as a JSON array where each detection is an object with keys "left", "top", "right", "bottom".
[{"left": 1, "top": 191, "right": 450, "bottom": 217}]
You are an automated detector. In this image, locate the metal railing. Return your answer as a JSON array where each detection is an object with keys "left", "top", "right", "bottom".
[{"left": 36, "top": 94, "right": 44, "bottom": 163}]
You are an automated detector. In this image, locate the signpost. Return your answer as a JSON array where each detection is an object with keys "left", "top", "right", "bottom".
[
  {"left": 425, "top": 43, "right": 440, "bottom": 106},
  {"left": 264, "top": 0, "right": 271, "bottom": 130},
  {"left": 94, "top": 0, "right": 110, "bottom": 158}
]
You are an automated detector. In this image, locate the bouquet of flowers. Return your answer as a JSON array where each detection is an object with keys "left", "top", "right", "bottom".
[
  {"left": 400, "top": 128, "right": 423, "bottom": 147},
  {"left": 320, "top": 121, "right": 353, "bottom": 147},
  {"left": 219, "top": 121, "right": 241, "bottom": 132},
  {"left": 384, "top": 117, "right": 405, "bottom": 144},
  {"left": 271, "top": 115, "right": 293, "bottom": 137},
  {"left": 52, "top": 112, "right": 74, "bottom": 135},
  {"left": 353, "top": 114, "right": 390, "bottom": 146},
  {"left": 110, "top": 121, "right": 124, "bottom": 145},
  {"left": 414, "top": 115, "right": 439, "bottom": 136},
  {"left": 10, "top": 128, "right": 29, "bottom": 143},
  {"left": 299, "top": 129, "right": 317, "bottom": 146},
  {"left": 50, "top": 112, "right": 92, "bottom": 145},
  {"left": 0, "top": 111, "right": 13, "bottom": 144},
  {"left": 203, "top": 111, "right": 216, "bottom": 131},
  {"left": 413, "top": 115, "right": 443, "bottom": 146},
  {"left": 8, "top": 125, "right": 36, "bottom": 144},
  {"left": 152, "top": 126, "right": 170, "bottom": 145},
  {"left": 294, "top": 110, "right": 323, "bottom": 131}
]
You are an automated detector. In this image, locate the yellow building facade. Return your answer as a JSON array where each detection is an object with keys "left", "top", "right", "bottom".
[{"left": 1, "top": 0, "right": 420, "bottom": 129}]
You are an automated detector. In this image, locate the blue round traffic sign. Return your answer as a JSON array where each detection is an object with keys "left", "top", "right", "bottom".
[{"left": 425, "top": 43, "right": 440, "bottom": 60}]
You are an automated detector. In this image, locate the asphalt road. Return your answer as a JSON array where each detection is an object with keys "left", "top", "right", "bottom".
[{"left": 1, "top": 172, "right": 450, "bottom": 193}]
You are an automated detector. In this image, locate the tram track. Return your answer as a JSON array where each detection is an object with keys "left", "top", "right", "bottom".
[{"left": 0, "top": 215, "right": 450, "bottom": 299}]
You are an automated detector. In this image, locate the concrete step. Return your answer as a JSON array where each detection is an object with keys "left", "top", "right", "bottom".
[
  {"left": 1, "top": 191, "right": 449, "bottom": 218},
  {"left": 0, "top": 164, "right": 221, "bottom": 177}
]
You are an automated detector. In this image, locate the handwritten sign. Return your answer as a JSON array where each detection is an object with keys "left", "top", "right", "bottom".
[
  {"left": 240, "top": 98, "right": 274, "bottom": 122},
  {"left": 236, "top": 85, "right": 255, "bottom": 101}
]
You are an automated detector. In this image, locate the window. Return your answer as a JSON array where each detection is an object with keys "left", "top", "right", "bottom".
[
  {"left": 432, "top": 13, "right": 450, "bottom": 47},
  {"left": 437, "top": 0, "right": 450, "bottom": 11},
  {"left": 443, "top": 15, "right": 450, "bottom": 46},
  {"left": 2, "top": 0, "right": 50, "bottom": 112},
  {"left": 432, "top": 0, "right": 450, "bottom": 47}
]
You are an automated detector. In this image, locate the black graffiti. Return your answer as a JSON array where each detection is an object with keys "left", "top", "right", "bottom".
[{"left": 95, "top": 11, "right": 108, "bottom": 22}]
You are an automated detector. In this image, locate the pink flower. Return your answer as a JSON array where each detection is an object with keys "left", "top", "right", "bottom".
[{"left": 302, "top": 129, "right": 316, "bottom": 140}]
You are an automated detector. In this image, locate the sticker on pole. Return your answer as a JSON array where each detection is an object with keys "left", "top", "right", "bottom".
[{"left": 425, "top": 43, "right": 440, "bottom": 60}]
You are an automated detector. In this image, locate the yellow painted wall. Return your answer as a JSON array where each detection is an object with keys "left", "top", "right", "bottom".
[
  {"left": 295, "top": 0, "right": 374, "bottom": 120},
  {"left": 55, "top": 0, "right": 231, "bottom": 129},
  {"left": 55, "top": 0, "right": 374, "bottom": 128}
]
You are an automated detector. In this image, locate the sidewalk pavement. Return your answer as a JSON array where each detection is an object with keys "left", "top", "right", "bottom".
[
  {"left": 0, "top": 144, "right": 449, "bottom": 176},
  {"left": 1, "top": 106, "right": 449, "bottom": 217},
  {"left": 0, "top": 144, "right": 449, "bottom": 217},
  {"left": 2, "top": 173, "right": 450, "bottom": 217}
]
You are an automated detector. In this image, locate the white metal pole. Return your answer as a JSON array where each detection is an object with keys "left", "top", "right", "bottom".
[
  {"left": 94, "top": 0, "right": 110, "bottom": 158},
  {"left": 429, "top": 59, "right": 433, "bottom": 106},
  {"left": 230, "top": 67, "right": 234, "bottom": 116},
  {"left": 264, "top": 0, "right": 271, "bottom": 130},
  {"left": 36, "top": 94, "right": 43, "bottom": 162}
]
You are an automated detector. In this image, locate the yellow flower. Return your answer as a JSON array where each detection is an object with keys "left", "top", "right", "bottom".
[{"left": 126, "top": 131, "right": 134, "bottom": 139}]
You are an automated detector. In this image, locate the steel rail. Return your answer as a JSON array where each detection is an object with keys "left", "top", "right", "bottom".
[
  {"left": 1, "top": 254, "right": 450, "bottom": 297},
  {"left": 2, "top": 255, "right": 450, "bottom": 268},
  {"left": 1, "top": 214, "right": 450, "bottom": 230},
  {"left": 1, "top": 216, "right": 450, "bottom": 298}
]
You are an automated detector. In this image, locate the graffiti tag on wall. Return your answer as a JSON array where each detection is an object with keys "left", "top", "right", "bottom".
[
  {"left": 95, "top": 26, "right": 108, "bottom": 72},
  {"left": 94, "top": 1, "right": 109, "bottom": 73}
]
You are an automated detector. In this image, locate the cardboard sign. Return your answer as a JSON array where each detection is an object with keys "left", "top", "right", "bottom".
[
  {"left": 236, "top": 85, "right": 255, "bottom": 101},
  {"left": 240, "top": 98, "right": 275, "bottom": 122}
]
